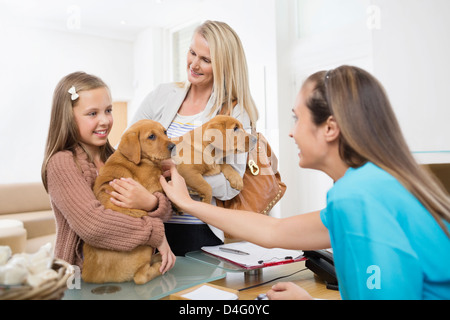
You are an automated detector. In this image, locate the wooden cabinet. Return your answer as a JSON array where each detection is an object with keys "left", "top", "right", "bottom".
[{"left": 109, "top": 102, "right": 128, "bottom": 147}]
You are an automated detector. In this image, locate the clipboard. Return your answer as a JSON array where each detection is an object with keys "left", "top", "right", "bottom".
[{"left": 201, "top": 242, "right": 304, "bottom": 270}]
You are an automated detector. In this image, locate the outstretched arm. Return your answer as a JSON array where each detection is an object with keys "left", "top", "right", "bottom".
[{"left": 160, "top": 162, "right": 330, "bottom": 250}]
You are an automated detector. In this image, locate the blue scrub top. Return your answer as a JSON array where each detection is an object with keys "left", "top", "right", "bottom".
[{"left": 320, "top": 162, "right": 450, "bottom": 300}]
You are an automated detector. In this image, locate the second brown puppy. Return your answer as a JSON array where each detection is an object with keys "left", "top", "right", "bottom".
[
  {"left": 82, "top": 119, "right": 175, "bottom": 285},
  {"left": 171, "top": 115, "right": 257, "bottom": 205}
]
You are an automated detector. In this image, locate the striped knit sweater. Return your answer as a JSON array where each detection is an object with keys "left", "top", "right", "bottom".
[{"left": 46, "top": 147, "right": 172, "bottom": 268}]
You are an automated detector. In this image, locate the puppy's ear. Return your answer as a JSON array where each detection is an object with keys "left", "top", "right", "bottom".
[
  {"left": 203, "top": 122, "right": 224, "bottom": 146},
  {"left": 205, "top": 125, "right": 227, "bottom": 162},
  {"left": 118, "top": 131, "right": 141, "bottom": 164}
]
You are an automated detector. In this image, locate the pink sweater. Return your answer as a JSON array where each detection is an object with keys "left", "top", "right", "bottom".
[{"left": 46, "top": 147, "right": 173, "bottom": 268}]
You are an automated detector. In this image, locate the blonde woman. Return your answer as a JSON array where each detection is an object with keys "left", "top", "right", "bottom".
[
  {"left": 161, "top": 66, "right": 450, "bottom": 299},
  {"left": 124, "top": 20, "right": 259, "bottom": 255},
  {"left": 41, "top": 72, "right": 175, "bottom": 273}
]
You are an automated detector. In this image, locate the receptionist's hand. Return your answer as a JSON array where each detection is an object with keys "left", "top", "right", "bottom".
[
  {"left": 266, "top": 282, "right": 314, "bottom": 300},
  {"left": 160, "top": 160, "right": 193, "bottom": 211}
]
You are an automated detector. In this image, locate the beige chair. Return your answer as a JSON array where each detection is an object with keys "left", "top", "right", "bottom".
[{"left": 0, "top": 183, "right": 55, "bottom": 253}]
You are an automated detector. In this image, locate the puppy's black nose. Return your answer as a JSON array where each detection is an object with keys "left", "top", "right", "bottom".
[{"left": 168, "top": 143, "right": 176, "bottom": 152}]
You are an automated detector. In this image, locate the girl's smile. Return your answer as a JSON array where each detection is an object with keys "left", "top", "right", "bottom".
[{"left": 94, "top": 130, "right": 108, "bottom": 138}]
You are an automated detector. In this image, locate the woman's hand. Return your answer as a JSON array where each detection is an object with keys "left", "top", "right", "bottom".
[
  {"left": 108, "top": 178, "right": 158, "bottom": 212},
  {"left": 157, "top": 235, "right": 176, "bottom": 274},
  {"left": 159, "top": 160, "right": 194, "bottom": 211},
  {"left": 266, "top": 282, "right": 314, "bottom": 300}
]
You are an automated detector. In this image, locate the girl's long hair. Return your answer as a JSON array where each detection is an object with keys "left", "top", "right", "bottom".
[
  {"left": 191, "top": 20, "right": 259, "bottom": 126},
  {"left": 41, "top": 72, "right": 114, "bottom": 191},
  {"left": 305, "top": 65, "right": 450, "bottom": 236}
]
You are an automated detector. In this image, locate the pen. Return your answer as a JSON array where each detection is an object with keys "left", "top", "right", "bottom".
[
  {"left": 219, "top": 247, "right": 250, "bottom": 256},
  {"left": 258, "top": 256, "right": 295, "bottom": 265}
]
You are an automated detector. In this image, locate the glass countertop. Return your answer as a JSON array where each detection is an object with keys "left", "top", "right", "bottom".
[
  {"left": 62, "top": 257, "right": 226, "bottom": 300},
  {"left": 186, "top": 250, "right": 250, "bottom": 272}
]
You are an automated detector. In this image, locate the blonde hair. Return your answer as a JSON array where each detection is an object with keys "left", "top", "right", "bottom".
[
  {"left": 193, "top": 20, "right": 259, "bottom": 126},
  {"left": 41, "top": 72, "right": 114, "bottom": 191},
  {"left": 305, "top": 65, "right": 450, "bottom": 237}
]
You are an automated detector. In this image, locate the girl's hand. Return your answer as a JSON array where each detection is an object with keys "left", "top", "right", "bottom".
[
  {"left": 266, "top": 282, "right": 314, "bottom": 300},
  {"left": 157, "top": 235, "right": 176, "bottom": 274},
  {"left": 108, "top": 178, "right": 158, "bottom": 212},
  {"left": 159, "top": 161, "right": 193, "bottom": 210}
]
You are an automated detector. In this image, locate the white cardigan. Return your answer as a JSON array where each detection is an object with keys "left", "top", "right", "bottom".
[{"left": 132, "top": 82, "right": 251, "bottom": 240}]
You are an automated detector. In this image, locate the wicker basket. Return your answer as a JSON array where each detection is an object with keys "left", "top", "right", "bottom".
[{"left": 0, "top": 259, "right": 74, "bottom": 300}]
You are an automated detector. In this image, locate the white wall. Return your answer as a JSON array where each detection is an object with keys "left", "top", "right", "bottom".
[
  {"left": 371, "top": 0, "right": 450, "bottom": 155},
  {"left": 275, "top": 0, "right": 450, "bottom": 218},
  {"left": 275, "top": 0, "right": 374, "bottom": 217},
  {"left": 0, "top": 20, "right": 134, "bottom": 184},
  {"left": 129, "top": 27, "right": 169, "bottom": 121}
]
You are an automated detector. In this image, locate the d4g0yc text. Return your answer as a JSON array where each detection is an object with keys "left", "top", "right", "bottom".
[{"left": 223, "top": 304, "right": 269, "bottom": 315}]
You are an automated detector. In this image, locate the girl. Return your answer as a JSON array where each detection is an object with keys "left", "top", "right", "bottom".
[
  {"left": 129, "top": 20, "right": 259, "bottom": 255},
  {"left": 41, "top": 72, "right": 175, "bottom": 274},
  {"left": 160, "top": 66, "right": 450, "bottom": 299}
]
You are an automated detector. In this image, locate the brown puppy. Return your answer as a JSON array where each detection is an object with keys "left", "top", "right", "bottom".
[
  {"left": 82, "top": 119, "right": 175, "bottom": 285},
  {"left": 171, "top": 115, "right": 257, "bottom": 204}
]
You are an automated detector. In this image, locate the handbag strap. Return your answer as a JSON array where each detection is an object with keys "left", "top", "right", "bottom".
[{"left": 250, "top": 121, "right": 257, "bottom": 136}]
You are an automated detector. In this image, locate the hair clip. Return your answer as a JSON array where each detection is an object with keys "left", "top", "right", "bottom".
[{"left": 68, "top": 86, "right": 79, "bottom": 101}]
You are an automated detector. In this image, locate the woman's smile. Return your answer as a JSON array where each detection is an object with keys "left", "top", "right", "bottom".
[{"left": 190, "top": 68, "right": 204, "bottom": 77}]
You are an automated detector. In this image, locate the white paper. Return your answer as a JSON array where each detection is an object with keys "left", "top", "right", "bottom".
[{"left": 182, "top": 285, "right": 238, "bottom": 300}]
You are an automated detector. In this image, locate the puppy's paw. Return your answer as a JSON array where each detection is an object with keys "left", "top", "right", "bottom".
[
  {"left": 125, "top": 208, "right": 148, "bottom": 218},
  {"left": 201, "top": 196, "right": 212, "bottom": 204},
  {"left": 134, "top": 262, "right": 162, "bottom": 285},
  {"left": 228, "top": 176, "right": 244, "bottom": 191}
]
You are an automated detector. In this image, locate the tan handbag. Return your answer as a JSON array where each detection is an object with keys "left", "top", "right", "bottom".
[{"left": 216, "top": 127, "right": 287, "bottom": 216}]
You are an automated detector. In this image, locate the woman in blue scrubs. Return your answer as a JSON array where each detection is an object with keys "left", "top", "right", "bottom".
[{"left": 161, "top": 65, "right": 450, "bottom": 300}]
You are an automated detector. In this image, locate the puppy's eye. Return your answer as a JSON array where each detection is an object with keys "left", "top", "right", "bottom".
[
  {"left": 148, "top": 134, "right": 156, "bottom": 140},
  {"left": 164, "top": 131, "right": 168, "bottom": 136},
  {"left": 233, "top": 126, "right": 239, "bottom": 132}
]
